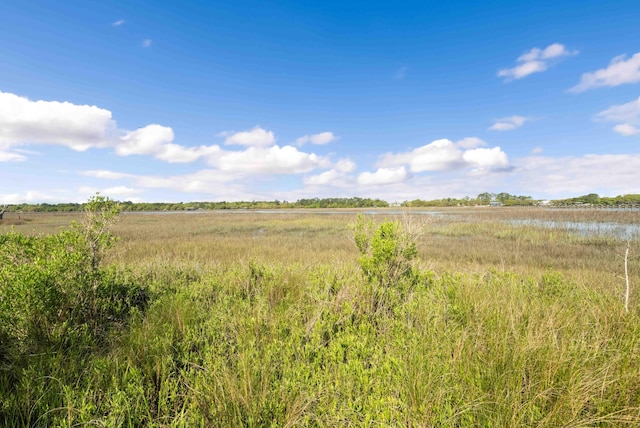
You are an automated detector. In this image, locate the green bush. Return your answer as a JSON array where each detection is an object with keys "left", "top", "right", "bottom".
[
  {"left": 350, "top": 214, "right": 420, "bottom": 289},
  {"left": 0, "top": 195, "right": 148, "bottom": 372}
]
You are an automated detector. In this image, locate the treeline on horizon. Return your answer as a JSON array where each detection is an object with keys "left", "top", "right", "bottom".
[{"left": 5, "top": 192, "right": 640, "bottom": 213}]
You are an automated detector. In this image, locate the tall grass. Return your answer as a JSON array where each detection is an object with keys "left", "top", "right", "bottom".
[{"left": 1, "top": 208, "right": 639, "bottom": 425}]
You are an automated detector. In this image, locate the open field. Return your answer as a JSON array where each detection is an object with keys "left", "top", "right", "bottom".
[
  {"left": 1, "top": 207, "right": 640, "bottom": 426},
  {"left": 4, "top": 207, "right": 638, "bottom": 288}
]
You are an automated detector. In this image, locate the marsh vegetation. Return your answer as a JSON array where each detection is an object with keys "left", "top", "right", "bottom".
[{"left": 1, "top": 206, "right": 639, "bottom": 426}]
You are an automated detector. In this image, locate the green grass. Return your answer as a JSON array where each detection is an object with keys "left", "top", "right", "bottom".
[{"left": 1, "top": 208, "right": 639, "bottom": 426}]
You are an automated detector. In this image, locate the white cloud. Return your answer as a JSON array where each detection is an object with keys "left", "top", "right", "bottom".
[
  {"left": 116, "top": 125, "right": 174, "bottom": 156},
  {"left": 518, "top": 43, "right": 571, "bottom": 62},
  {"left": 463, "top": 147, "right": 510, "bottom": 174},
  {"left": 489, "top": 116, "right": 527, "bottom": 131},
  {"left": 455, "top": 137, "right": 487, "bottom": 149},
  {"left": 334, "top": 158, "right": 356, "bottom": 173},
  {"left": 303, "top": 158, "right": 355, "bottom": 186},
  {"left": 379, "top": 139, "right": 463, "bottom": 172},
  {"left": 0, "top": 151, "right": 27, "bottom": 162},
  {"left": 378, "top": 138, "right": 510, "bottom": 174},
  {"left": 499, "top": 61, "right": 547, "bottom": 80},
  {"left": 112, "top": 19, "right": 125, "bottom": 26},
  {"left": 0, "top": 90, "right": 114, "bottom": 154},
  {"left": 516, "top": 154, "right": 640, "bottom": 196},
  {"left": 156, "top": 143, "right": 220, "bottom": 163},
  {"left": 224, "top": 127, "right": 275, "bottom": 147},
  {"left": 531, "top": 147, "right": 544, "bottom": 154},
  {"left": 211, "top": 144, "right": 330, "bottom": 174},
  {"left": 498, "top": 43, "right": 576, "bottom": 80},
  {"left": 82, "top": 170, "right": 135, "bottom": 180},
  {"left": 0, "top": 191, "right": 60, "bottom": 204},
  {"left": 304, "top": 169, "right": 344, "bottom": 186},
  {"left": 142, "top": 39, "right": 152, "bottom": 48},
  {"left": 357, "top": 166, "right": 408, "bottom": 185},
  {"left": 295, "top": 131, "right": 337, "bottom": 146},
  {"left": 77, "top": 185, "right": 143, "bottom": 202},
  {"left": 594, "top": 97, "right": 640, "bottom": 136},
  {"left": 571, "top": 52, "right": 640, "bottom": 93},
  {"left": 594, "top": 96, "right": 640, "bottom": 124},
  {"left": 613, "top": 124, "right": 640, "bottom": 136},
  {"left": 0, "top": 90, "right": 227, "bottom": 163},
  {"left": 134, "top": 169, "right": 251, "bottom": 200},
  {"left": 115, "top": 124, "right": 221, "bottom": 162}
]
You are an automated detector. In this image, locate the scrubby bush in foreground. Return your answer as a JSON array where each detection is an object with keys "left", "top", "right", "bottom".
[{"left": 0, "top": 196, "right": 149, "bottom": 425}]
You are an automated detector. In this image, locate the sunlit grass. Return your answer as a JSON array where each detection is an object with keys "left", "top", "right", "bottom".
[{"left": 2, "top": 207, "right": 639, "bottom": 425}]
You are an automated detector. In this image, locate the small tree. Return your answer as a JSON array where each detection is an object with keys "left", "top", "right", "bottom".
[
  {"left": 74, "top": 194, "right": 121, "bottom": 271},
  {"left": 350, "top": 214, "right": 419, "bottom": 289}
]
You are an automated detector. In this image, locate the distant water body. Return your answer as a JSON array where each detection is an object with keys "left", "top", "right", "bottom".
[{"left": 509, "top": 219, "right": 640, "bottom": 240}]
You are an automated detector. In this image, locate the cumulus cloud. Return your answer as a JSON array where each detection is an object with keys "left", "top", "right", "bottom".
[
  {"left": 295, "top": 131, "right": 337, "bottom": 146},
  {"left": 357, "top": 166, "right": 408, "bottom": 185},
  {"left": 379, "top": 139, "right": 462, "bottom": 172},
  {"left": 133, "top": 169, "right": 253, "bottom": 200},
  {"left": 304, "top": 158, "right": 355, "bottom": 186},
  {"left": 498, "top": 43, "right": 577, "bottom": 80},
  {"left": 378, "top": 138, "right": 510, "bottom": 174},
  {"left": 0, "top": 93, "right": 223, "bottom": 167},
  {"left": 594, "top": 97, "right": 640, "bottom": 136},
  {"left": 463, "top": 147, "right": 510, "bottom": 174},
  {"left": 489, "top": 116, "right": 527, "bottom": 131},
  {"left": 210, "top": 144, "right": 330, "bottom": 174},
  {"left": 304, "top": 169, "right": 345, "bottom": 186},
  {"left": 223, "top": 127, "right": 275, "bottom": 147},
  {"left": 0, "top": 91, "right": 342, "bottom": 198},
  {"left": 455, "top": 137, "right": 486, "bottom": 149},
  {"left": 571, "top": 52, "right": 640, "bottom": 93},
  {"left": 0, "top": 90, "right": 114, "bottom": 154},
  {"left": 115, "top": 124, "right": 221, "bottom": 162},
  {"left": 0, "top": 90, "right": 222, "bottom": 164},
  {"left": 116, "top": 125, "right": 174, "bottom": 156},
  {"left": 517, "top": 154, "right": 640, "bottom": 196}
]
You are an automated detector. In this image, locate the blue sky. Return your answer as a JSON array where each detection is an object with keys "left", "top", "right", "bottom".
[{"left": 1, "top": 0, "right": 640, "bottom": 203}]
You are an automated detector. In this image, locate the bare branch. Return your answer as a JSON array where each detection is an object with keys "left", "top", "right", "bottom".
[{"left": 624, "top": 240, "right": 630, "bottom": 314}]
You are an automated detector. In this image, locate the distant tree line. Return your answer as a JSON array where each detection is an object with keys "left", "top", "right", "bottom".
[
  {"left": 403, "top": 192, "right": 536, "bottom": 207},
  {"left": 8, "top": 197, "right": 389, "bottom": 213},
  {"left": 5, "top": 193, "right": 640, "bottom": 213},
  {"left": 551, "top": 193, "right": 640, "bottom": 206}
]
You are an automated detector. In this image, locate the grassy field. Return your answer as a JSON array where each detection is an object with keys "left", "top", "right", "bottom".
[{"left": 1, "top": 207, "right": 639, "bottom": 426}]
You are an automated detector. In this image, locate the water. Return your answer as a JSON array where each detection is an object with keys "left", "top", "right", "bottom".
[
  {"left": 509, "top": 219, "right": 640, "bottom": 240},
  {"left": 124, "top": 209, "right": 446, "bottom": 216}
]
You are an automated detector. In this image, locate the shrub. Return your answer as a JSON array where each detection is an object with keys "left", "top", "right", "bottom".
[
  {"left": 349, "top": 214, "right": 421, "bottom": 290},
  {"left": 0, "top": 195, "right": 147, "bottom": 371}
]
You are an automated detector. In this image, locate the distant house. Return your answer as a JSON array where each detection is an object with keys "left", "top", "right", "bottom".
[{"left": 490, "top": 201, "right": 502, "bottom": 207}]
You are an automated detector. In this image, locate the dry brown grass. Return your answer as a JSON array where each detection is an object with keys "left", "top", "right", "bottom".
[{"left": 3, "top": 207, "right": 637, "bottom": 293}]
